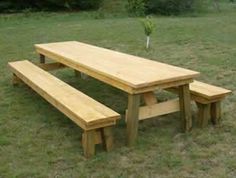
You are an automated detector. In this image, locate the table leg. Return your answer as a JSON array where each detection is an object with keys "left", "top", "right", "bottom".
[
  {"left": 39, "top": 54, "right": 45, "bottom": 64},
  {"left": 179, "top": 84, "right": 192, "bottom": 132},
  {"left": 126, "top": 94, "right": 140, "bottom": 146}
]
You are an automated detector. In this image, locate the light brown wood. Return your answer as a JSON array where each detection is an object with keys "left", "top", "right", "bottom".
[
  {"left": 126, "top": 94, "right": 140, "bottom": 146},
  {"left": 35, "top": 41, "right": 199, "bottom": 94},
  {"left": 211, "top": 101, "right": 221, "bottom": 125},
  {"left": 37, "top": 62, "right": 66, "bottom": 71},
  {"left": 190, "top": 81, "right": 231, "bottom": 100},
  {"left": 82, "top": 130, "right": 95, "bottom": 158},
  {"left": 102, "top": 126, "right": 113, "bottom": 151},
  {"left": 142, "top": 92, "right": 157, "bottom": 106},
  {"left": 196, "top": 102, "right": 210, "bottom": 127},
  {"left": 34, "top": 41, "right": 199, "bottom": 145},
  {"left": 167, "top": 80, "right": 231, "bottom": 127},
  {"left": 179, "top": 84, "right": 192, "bottom": 132},
  {"left": 8, "top": 60, "right": 120, "bottom": 131},
  {"left": 136, "top": 99, "right": 180, "bottom": 121},
  {"left": 94, "top": 129, "right": 102, "bottom": 145}
]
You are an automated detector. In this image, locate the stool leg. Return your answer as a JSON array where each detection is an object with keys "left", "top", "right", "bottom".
[
  {"left": 40, "top": 54, "right": 45, "bottom": 64},
  {"left": 211, "top": 101, "right": 221, "bottom": 125},
  {"left": 196, "top": 102, "right": 210, "bottom": 128},
  {"left": 82, "top": 130, "right": 95, "bottom": 158},
  {"left": 74, "top": 70, "right": 80, "bottom": 77},
  {"left": 12, "top": 74, "right": 21, "bottom": 85},
  {"left": 102, "top": 126, "right": 113, "bottom": 152}
]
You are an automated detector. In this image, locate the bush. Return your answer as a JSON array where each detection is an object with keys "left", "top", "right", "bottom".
[
  {"left": 126, "top": 0, "right": 205, "bottom": 16},
  {"left": 0, "top": 0, "right": 103, "bottom": 12},
  {"left": 126, "top": 0, "right": 146, "bottom": 16},
  {"left": 146, "top": 0, "right": 205, "bottom": 15}
]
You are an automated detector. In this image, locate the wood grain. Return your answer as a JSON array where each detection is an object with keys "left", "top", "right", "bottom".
[
  {"left": 179, "top": 84, "right": 192, "bottom": 132},
  {"left": 137, "top": 99, "right": 180, "bottom": 121},
  {"left": 211, "top": 101, "right": 221, "bottom": 125},
  {"left": 82, "top": 130, "right": 95, "bottom": 158},
  {"left": 35, "top": 41, "right": 199, "bottom": 94},
  {"left": 190, "top": 81, "right": 231, "bottom": 100},
  {"left": 142, "top": 92, "right": 157, "bottom": 106},
  {"left": 126, "top": 94, "right": 140, "bottom": 146},
  {"left": 196, "top": 102, "right": 210, "bottom": 128},
  {"left": 8, "top": 60, "right": 120, "bottom": 131}
]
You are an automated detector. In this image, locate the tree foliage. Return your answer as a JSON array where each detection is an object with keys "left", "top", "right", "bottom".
[
  {"left": 127, "top": 0, "right": 205, "bottom": 16},
  {"left": 0, "top": 0, "right": 103, "bottom": 12}
]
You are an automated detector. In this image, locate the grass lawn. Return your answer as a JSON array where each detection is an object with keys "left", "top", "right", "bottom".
[{"left": 0, "top": 5, "right": 236, "bottom": 178}]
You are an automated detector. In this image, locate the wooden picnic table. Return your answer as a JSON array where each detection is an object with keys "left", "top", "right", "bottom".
[{"left": 35, "top": 41, "right": 200, "bottom": 146}]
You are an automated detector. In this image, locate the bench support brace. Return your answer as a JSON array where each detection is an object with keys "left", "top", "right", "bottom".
[{"left": 82, "top": 127, "right": 114, "bottom": 158}]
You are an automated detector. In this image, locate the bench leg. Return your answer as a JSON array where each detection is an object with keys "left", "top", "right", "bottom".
[
  {"left": 12, "top": 74, "right": 21, "bottom": 85},
  {"left": 102, "top": 126, "right": 113, "bottom": 152},
  {"left": 74, "top": 70, "right": 81, "bottom": 77},
  {"left": 39, "top": 54, "right": 45, "bottom": 64},
  {"left": 196, "top": 102, "right": 210, "bottom": 128},
  {"left": 179, "top": 84, "right": 192, "bottom": 132},
  {"left": 82, "top": 130, "right": 96, "bottom": 158},
  {"left": 211, "top": 101, "right": 221, "bottom": 125},
  {"left": 74, "top": 70, "right": 88, "bottom": 80}
]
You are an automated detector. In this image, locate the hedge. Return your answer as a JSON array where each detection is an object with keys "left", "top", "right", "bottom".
[{"left": 0, "top": 0, "right": 103, "bottom": 12}]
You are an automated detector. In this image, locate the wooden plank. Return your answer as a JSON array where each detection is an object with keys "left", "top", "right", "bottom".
[
  {"left": 82, "top": 130, "right": 95, "bottom": 158},
  {"left": 8, "top": 61, "right": 120, "bottom": 130},
  {"left": 190, "top": 81, "right": 231, "bottom": 100},
  {"left": 134, "top": 79, "right": 193, "bottom": 94},
  {"left": 179, "top": 84, "right": 192, "bottom": 132},
  {"left": 35, "top": 41, "right": 199, "bottom": 93},
  {"left": 102, "top": 126, "right": 113, "bottom": 152},
  {"left": 142, "top": 92, "right": 157, "bottom": 106},
  {"left": 126, "top": 94, "right": 140, "bottom": 146},
  {"left": 37, "top": 62, "right": 66, "bottom": 71},
  {"left": 40, "top": 54, "right": 45, "bottom": 64},
  {"left": 167, "top": 80, "right": 231, "bottom": 104},
  {"left": 137, "top": 99, "right": 180, "bottom": 121},
  {"left": 191, "top": 94, "right": 225, "bottom": 104},
  {"left": 211, "top": 101, "right": 221, "bottom": 125},
  {"left": 196, "top": 102, "right": 210, "bottom": 127}
]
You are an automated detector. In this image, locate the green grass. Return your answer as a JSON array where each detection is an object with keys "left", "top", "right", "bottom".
[{"left": 0, "top": 4, "right": 236, "bottom": 178}]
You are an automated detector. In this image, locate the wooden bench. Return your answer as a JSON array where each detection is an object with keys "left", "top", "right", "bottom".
[
  {"left": 168, "top": 81, "right": 231, "bottom": 127},
  {"left": 8, "top": 60, "right": 120, "bottom": 158},
  {"left": 190, "top": 81, "right": 231, "bottom": 127}
]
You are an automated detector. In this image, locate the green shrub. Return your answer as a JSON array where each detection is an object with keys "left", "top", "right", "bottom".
[
  {"left": 0, "top": 0, "right": 103, "bottom": 12},
  {"left": 141, "top": 16, "right": 155, "bottom": 49},
  {"left": 146, "top": 0, "right": 205, "bottom": 15},
  {"left": 126, "top": 0, "right": 146, "bottom": 16}
]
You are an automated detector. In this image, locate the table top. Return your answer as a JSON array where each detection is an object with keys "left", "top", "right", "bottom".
[{"left": 35, "top": 41, "right": 200, "bottom": 94}]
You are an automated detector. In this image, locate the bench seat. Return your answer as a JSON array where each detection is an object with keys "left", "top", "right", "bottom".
[
  {"left": 167, "top": 80, "right": 231, "bottom": 127},
  {"left": 190, "top": 81, "right": 231, "bottom": 104},
  {"left": 189, "top": 81, "right": 231, "bottom": 127},
  {"left": 8, "top": 60, "right": 120, "bottom": 157}
]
